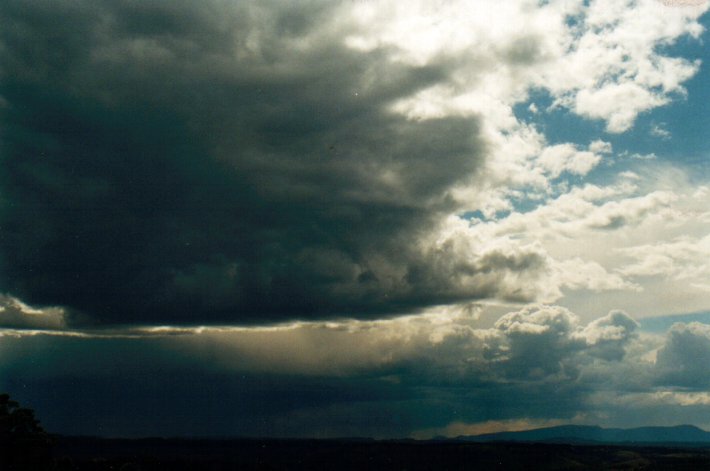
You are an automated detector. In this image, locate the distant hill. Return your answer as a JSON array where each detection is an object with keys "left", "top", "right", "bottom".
[{"left": 458, "top": 424, "right": 710, "bottom": 445}]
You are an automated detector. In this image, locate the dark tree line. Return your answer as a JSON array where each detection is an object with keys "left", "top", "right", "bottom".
[{"left": 0, "top": 393, "right": 53, "bottom": 470}]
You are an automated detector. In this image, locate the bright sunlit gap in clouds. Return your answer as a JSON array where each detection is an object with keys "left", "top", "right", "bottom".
[{"left": 1, "top": 0, "right": 710, "bottom": 439}]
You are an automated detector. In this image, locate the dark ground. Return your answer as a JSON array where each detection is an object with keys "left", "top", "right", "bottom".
[{"left": 28, "top": 436, "right": 710, "bottom": 470}]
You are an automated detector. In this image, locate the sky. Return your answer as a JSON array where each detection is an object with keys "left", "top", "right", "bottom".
[{"left": 2, "top": 0, "right": 710, "bottom": 439}]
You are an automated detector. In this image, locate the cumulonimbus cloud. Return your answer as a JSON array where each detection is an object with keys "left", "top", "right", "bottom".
[{"left": 0, "top": 0, "right": 705, "bottom": 326}]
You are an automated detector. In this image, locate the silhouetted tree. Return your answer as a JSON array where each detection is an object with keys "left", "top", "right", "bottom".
[{"left": 0, "top": 393, "right": 53, "bottom": 470}]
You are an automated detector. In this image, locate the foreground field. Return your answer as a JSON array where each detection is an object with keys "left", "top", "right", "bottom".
[{"left": 44, "top": 437, "right": 710, "bottom": 470}]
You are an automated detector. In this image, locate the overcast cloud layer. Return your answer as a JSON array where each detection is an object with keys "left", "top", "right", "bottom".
[{"left": 2, "top": 0, "right": 710, "bottom": 438}]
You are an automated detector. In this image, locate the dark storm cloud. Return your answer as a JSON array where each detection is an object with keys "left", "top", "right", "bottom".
[{"left": 0, "top": 0, "right": 531, "bottom": 325}]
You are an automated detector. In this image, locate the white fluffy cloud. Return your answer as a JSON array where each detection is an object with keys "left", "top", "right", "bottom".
[
  {"left": 454, "top": 165, "right": 710, "bottom": 319},
  {"left": 352, "top": 0, "right": 706, "bottom": 193},
  {"left": 655, "top": 322, "right": 710, "bottom": 387},
  {"left": 618, "top": 231, "right": 710, "bottom": 286}
]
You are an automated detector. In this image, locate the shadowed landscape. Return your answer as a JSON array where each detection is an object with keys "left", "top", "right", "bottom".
[
  {"left": 41, "top": 436, "right": 710, "bottom": 470},
  {"left": 5, "top": 394, "right": 710, "bottom": 470}
]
